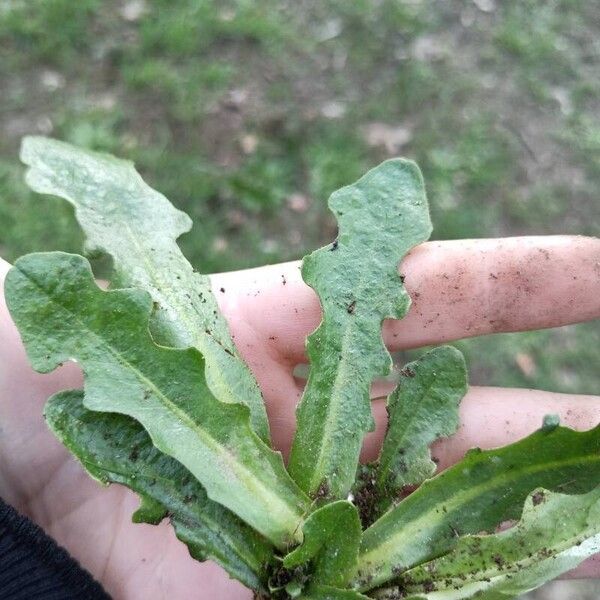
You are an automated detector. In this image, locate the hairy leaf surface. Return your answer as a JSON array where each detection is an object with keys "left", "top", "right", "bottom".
[
  {"left": 352, "top": 423, "right": 600, "bottom": 591},
  {"left": 283, "top": 501, "right": 362, "bottom": 589},
  {"left": 6, "top": 252, "right": 309, "bottom": 547},
  {"left": 301, "top": 586, "right": 370, "bottom": 599},
  {"left": 374, "top": 346, "right": 467, "bottom": 514},
  {"left": 21, "top": 136, "right": 269, "bottom": 442},
  {"left": 374, "top": 487, "right": 600, "bottom": 599},
  {"left": 46, "top": 390, "right": 273, "bottom": 591},
  {"left": 289, "top": 159, "right": 432, "bottom": 499}
]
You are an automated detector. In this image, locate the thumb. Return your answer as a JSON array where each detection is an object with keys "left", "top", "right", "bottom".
[{"left": 0, "top": 256, "right": 83, "bottom": 507}]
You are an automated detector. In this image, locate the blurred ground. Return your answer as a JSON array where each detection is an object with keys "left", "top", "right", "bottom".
[{"left": 0, "top": 1, "right": 598, "bottom": 598}]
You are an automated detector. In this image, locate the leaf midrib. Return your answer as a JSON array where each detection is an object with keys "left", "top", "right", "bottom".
[
  {"left": 121, "top": 223, "right": 251, "bottom": 418},
  {"left": 122, "top": 223, "right": 203, "bottom": 347},
  {"left": 307, "top": 320, "right": 360, "bottom": 493},
  {"left": 305, "top": 256, "right": 399, "bottom": 495},
  {"left": 402, "top": 528, "right": 600, "bottom": 598},
  {"left": 20, "top": 264, "right": 304, "bottom": 535},
  {"left": 377, "top": 376, "right": 443, "bottom": 489}
]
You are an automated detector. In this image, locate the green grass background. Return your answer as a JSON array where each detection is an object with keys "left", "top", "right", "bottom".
[{"left": 0, "top": 2, "right": 598, "bottom": 596}]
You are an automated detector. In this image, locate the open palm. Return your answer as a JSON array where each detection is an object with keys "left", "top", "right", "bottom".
[{"left": 1, "top": 235, "right": 599, "bottom": 599}]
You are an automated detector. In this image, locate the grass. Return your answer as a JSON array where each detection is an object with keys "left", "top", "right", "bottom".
[
  {"left": 1, "top": 2, "right": 599, "bottom": 596},
  {"left": 1, "top": 0, "right": 599, "bottom": 461},
  {"left": 1, "top": 0, "right": 598, "bottom": 396}
]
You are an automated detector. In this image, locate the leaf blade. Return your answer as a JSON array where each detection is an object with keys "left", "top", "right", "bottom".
[
  {"left": 6, "top": 252, "right": 309, "bottom": 547},
  {"left": 283, "top": 500, "right": 362, "bottom": 589},
  {"left": 20, "top": 136, "right": 270, "bottom": 442},
  {"left": 288, "top": 159, "right": 432, "bottom": 498},
  {"left": 353, "top": 422, "right": 600, "bottom": 591},
  {"left": 374, "top": 487, "right": 600, "bottom": 599},
  {"left": 45, "top": 390, "right": 273, "bottom": 592},
  {"left": 301, "top": 586, "right": 370, "bottom": 599},
  {"left": 375, "top": 346, "right": 467, "bottom": 513}
]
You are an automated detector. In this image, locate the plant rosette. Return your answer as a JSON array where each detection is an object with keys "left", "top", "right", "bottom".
[{"left": 4, "top": 137, "right": 599, "bottom": 599}]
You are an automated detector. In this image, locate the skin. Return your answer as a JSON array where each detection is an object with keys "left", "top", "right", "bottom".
[{"left": 0, "top": 234, "right": 599, "bottom": 599}]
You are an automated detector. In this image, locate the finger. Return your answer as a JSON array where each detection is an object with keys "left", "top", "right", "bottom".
[
  {"left": 0, "top": 257, "right": 83, "bottom": 506},
  {"left": 267, "top": 381, "right": 600, "bottom": 463},
  {"left": 363, "top": 386, "right": 600, "bottom": 465},
  {"left": 212, "top": 236, "right": 600, "bottom": 361}
]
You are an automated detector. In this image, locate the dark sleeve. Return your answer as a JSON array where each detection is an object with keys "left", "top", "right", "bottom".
[{"left": 0, "top": 497, "right": 111, "bottom": 599}]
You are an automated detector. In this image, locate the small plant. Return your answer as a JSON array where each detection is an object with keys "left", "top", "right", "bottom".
[{"left": 5, "top": 137, "right": 600, "bottom": 599}]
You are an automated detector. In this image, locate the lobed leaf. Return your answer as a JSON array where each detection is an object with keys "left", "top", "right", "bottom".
[
  {"left": 301, "top": 586, "right": 370, "bottom": 599},
  {"left": 45, "top": 390, "right": 273, "bottom": 592},
  {"left": 352, "top": 422, "right": 600, "bottom": 591},
  {"left": 288, "top": 159, "right": 432, "bottom": 499},
  {"left": 5, "top": 252, "right": 309, "bottom": 547},
  {"left": 374, "top": 487, "right": 600, "bottom": 599},
  {"left": 20, "top": 136, "right": 270, "bottom": 442},
  {"left": 374, "top": 346, "right": 467, "bottom": 515},
  {"left": 283, "top": 501, "right": 362, "bottom": 589}
]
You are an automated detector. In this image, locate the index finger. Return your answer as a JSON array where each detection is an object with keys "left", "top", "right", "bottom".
[{"left": 213, "top": 235, "right": 600, "bottom": 362}]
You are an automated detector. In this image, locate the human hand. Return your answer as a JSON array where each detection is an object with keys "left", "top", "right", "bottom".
[{"left": 0, "top": 235, "right": 599, "bottom": 599}]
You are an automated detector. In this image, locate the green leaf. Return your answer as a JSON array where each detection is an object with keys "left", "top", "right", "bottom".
[
  {"left": 283, "top": 501, "right": 362, "bottom": 589},
  {"left": 45, "top": 390, "right": 273, "bottom": 592},
  {"left": 352, "top": 422, "right": 600, "bottom": 591},
  {"left": 5, "top": 252, "right": 309, "bottom": 547},
  {"left": 131, "top": 495, "right": 166, "bottom": 524},
  {"left": 20, "top": 136, "right": 270, "bottom": 443},
  {"left": 301, "top": 586, "right": 370, "bottom": 599},
  {"left": 288, "top": 159, "right": 432, "bottom": 499},
  {"left": 374, "top": 487, "right": 600, "bottom": 600},
  {"left": 374, "top": 346, "right": 467, "bottom": 513}
]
